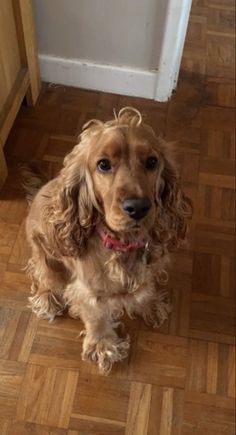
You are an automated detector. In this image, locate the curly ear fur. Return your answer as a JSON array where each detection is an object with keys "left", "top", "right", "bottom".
[
  {"left": 45, "top": 144, "right": 99, "bottom": 257},
  {"left": 154, "top": 142, "right": 193, "bottom": 253}
]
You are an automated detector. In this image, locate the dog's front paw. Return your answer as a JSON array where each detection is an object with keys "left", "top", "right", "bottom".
[
  {"left": 82, "top": 334, "right": 130, "bottom": 374},
  {"left": 142, "top": 290, "right": 172, "bottom": 328}
]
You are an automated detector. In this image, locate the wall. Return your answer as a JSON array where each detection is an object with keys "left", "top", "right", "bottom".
[
  {"left": 33, "top": 0, "right": 167, "bottom": 70},
  {"left": 32, "top": 0, "right": 192, "bottom": 101}
]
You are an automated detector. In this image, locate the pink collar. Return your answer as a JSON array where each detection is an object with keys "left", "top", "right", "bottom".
[{"left": 96, "top": 225, "right": 146, "bottom": 253}]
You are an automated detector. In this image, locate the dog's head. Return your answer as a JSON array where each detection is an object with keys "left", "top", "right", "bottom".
[{"left": 50, "top": 108, "right": 192, "bottom": 256}]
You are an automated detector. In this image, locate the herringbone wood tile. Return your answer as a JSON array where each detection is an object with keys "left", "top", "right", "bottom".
[{"left": 0, "top": 1, "right": 235, "bottom": 433}]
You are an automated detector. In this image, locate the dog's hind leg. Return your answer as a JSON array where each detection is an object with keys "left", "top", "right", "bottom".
[
  {"left": 27, "top": 252, "right": 69, "bottom": 321},
  {"left": 124, "top": 285, "right": 172, "bottom": 328}
]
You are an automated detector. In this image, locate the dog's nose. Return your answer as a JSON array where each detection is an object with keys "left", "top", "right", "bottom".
[{"left": 122, "top": 197, "right": 151, "bottom": 220}]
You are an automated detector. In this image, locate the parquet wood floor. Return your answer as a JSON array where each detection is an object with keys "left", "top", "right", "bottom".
[{"left": 0, "top": 2, "right": 235, "bottom": 434}]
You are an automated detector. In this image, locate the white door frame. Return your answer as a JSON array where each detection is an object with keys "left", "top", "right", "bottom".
[{"left": 154, "top": 0, "right": 192, "bottom": 101}]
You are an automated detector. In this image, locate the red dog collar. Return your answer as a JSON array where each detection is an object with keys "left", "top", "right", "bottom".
[{"left": 96, "top": 225, "right": 146, "bottom": 253}]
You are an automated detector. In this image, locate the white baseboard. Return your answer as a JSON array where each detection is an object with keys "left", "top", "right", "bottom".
[{"left": 39, "top": 54, "right": 158, "bottom": 100}]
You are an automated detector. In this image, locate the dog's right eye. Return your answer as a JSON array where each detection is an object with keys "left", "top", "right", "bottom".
[{"left": 97, "top": 159, "right": 112, "bottom": 173}]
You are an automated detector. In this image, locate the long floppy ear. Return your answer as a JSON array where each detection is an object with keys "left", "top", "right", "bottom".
[
  {"left": 154, "top": 142, "right": 193, "bottom": 252},
  {"left": 46, "top": 144, "right": 99, "bottom": 257}
]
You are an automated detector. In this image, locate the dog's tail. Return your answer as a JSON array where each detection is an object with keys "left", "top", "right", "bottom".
[{"left": 20, "top": 162, "right": 48, "bottom": 204}]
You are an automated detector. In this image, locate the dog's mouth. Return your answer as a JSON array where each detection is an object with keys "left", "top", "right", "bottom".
[{"left": 96, "top": 223, "right": 148, "bottom": 253}]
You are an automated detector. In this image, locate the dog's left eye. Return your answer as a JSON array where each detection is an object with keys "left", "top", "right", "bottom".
[
  {"left": 97, "top": 159, "right": 112, "bottom": 173},
  {"left": 145, "top": 156, "right": 158, "bottom": 170}
]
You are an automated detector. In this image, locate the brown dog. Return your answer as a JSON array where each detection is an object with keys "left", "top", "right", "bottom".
[{"left": 25, "top": 107, "right": 192, "bottom": 373}]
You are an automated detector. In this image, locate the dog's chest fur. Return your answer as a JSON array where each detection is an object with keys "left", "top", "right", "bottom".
[{"left": 63, "top": 235, "right": 155, "bottom": 308}]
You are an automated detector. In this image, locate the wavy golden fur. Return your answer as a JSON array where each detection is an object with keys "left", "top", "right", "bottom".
[{"left": 25, "top": 107, "right": 192, "bottom": 373}]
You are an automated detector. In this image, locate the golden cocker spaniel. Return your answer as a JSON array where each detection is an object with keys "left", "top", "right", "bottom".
[{"left": 25, "top": 107, "right": 192, "bottom": 373}]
